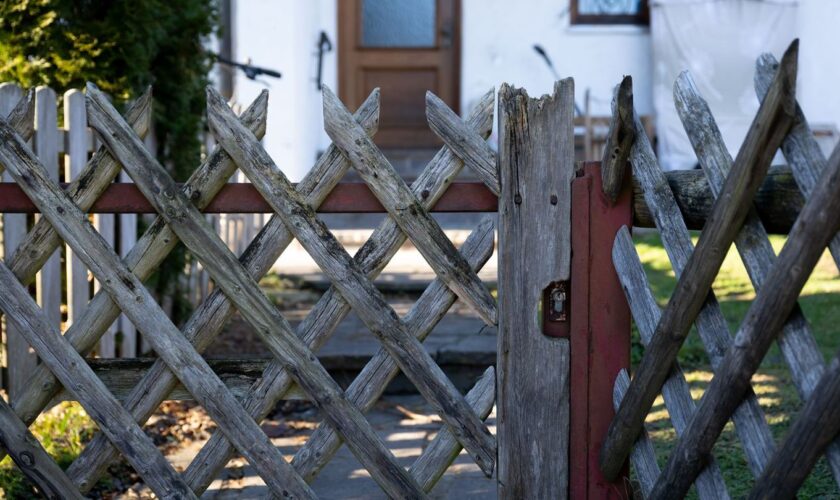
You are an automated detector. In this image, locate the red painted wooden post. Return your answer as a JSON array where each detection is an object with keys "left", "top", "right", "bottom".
[
  {"left": 0, "top": 181, "right": 498, "bottom": 214},
  {"left": 569, "top": 161, "right": 632, "bottom": 499}
]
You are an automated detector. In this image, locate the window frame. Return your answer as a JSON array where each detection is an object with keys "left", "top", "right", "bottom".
[{"left": 570, "top": 0, "right": 650, "bottom": 26}]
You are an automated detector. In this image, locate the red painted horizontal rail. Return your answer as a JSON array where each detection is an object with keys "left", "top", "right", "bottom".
[{"left": 0, "top": 182, "right": 499, "bottom": 214}]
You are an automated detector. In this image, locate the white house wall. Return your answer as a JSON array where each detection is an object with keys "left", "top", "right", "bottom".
[
  {"left": 461, "top": 0, "right": 652, "bottom": 120},
  {"left": 231, "top": 0, "right": 652, "bottom": 181},
  {"left": 798, "top": 0, "right": 840, "bottom": 142}
]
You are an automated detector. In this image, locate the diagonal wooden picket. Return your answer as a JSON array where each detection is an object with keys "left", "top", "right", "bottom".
[
  {"left": 0, "top": 80, "right": 500, "bottom": 498},
  {"left": 601, "top": 39, "right": 840, "bottom": 499}
]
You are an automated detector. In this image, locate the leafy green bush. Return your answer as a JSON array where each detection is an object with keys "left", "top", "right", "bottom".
[{"left": 0, "top": 0, "right": 219, "bottom": 323}]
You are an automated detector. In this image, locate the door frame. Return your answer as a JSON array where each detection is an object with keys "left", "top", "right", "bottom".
[{"left": 337, "top": 0, "right": 461, "bottom": 147}]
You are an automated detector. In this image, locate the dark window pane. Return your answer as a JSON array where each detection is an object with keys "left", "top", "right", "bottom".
[
  {"left": 361, "top": 0, "right": 436, "bottom": 48},
  {"left": 578, "top": 0, "right": 643, "bottom": 15}
]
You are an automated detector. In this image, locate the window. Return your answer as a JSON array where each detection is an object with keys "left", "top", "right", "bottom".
[
  {"left": 571, "top": 0, "right": 649, "bottom": 26},
  {"left": 360, "top": 0, "right": 437, "bottom": 48}
]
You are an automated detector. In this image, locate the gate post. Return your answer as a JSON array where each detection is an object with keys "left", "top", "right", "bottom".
[
  {"left": 497, "top": 80, "right": 575, "bottom": 498},
  {"left": 569, "top": 162, "right": 632, "bottom": 498}
]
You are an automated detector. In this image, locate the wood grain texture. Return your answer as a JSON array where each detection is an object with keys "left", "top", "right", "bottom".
[
  {"left": 612, "top": 369, "right": 659, "bottom": 498},
  {"left": 0, "top": 84, "right": 34, "bottom": 399},
  {"left": 88, "top": 84, "right": 421, "bottom": 499},
  {"left": 601, "top": 76, "right": 635, "bottom": 202},
  {"left": 183, "top": 89, "right": 494, "bottom": 494},
  {"left": 322, "top": 85, "right": 497, "bottom": 327},
  {"left": 206, "top": 85, "right": 494, "bottom": 482},
  {"left": 648, "top": 140, "right": 840, "bottom": 500},
  {"left": 608, "top": 101, "right": 776, "bottom": 481},
  {"left": 5, "top": 90, "right": 152, "bottom": 290},
  {"left": 600, "top": 40, "right": 798, "bottom": 481},
  {"left": 0, "top": 99, "right": 316, "bottom": 499},
  {"left": 612, "top": 226, "right": 730, "bottom": 500},
  {"left": 65, "top": 92, "right": 279, "bottom": 491},
  {"left": 33, "top": 86, "right": 62, "bottom": 341},
  {"left": 291, "top": 217, "right": 495, "bottom": 480},
  {"left": 425, "top": 91, "right": 500, "bottom": 195},
  {"left": 755, "top": 52, "right": 840, "bottom": 270},
  {"left": 674, "top": 69, "right": 840, "bottom": 485},
  {"left": 72, "top": 90, "right": 382, "bottom": 495},
  {"left": 0, "top": 394, "right": 83, "bottom": 499},
  {"left": 0, "top": 271, "right": 193, "bottom": 497},
  {"left": 3, "top": 89, "right": 203, "bottom": 471},
  {"left": 63, "top": 89, "right": 91, "bottom": 330},
  {"left": 632, "top": 165, "right": 803, "bottom": 233},
  {"left": 750, "top": 291, "right": 840, "bottom": 497},
  {"left": 497, "top": 80, "right": 574, "bottom": 499}
]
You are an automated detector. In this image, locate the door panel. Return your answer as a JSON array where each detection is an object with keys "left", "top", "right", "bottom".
[{"left": 339, "top": 0, "right": 460, "bottom": 149}]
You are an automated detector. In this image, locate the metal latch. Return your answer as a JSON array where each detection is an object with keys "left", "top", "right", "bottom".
[{"left": 547, "top": 281, "right": 568, "bottom": 322}]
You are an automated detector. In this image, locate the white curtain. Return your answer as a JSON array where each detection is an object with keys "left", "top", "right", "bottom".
[{"left": 651, "top": 0, "right": 798, "bottom": 170}]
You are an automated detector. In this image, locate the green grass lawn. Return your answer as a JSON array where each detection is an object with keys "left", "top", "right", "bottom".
[
  {"left": 633, "top": 231, "right": 840, "bottom": 498},
  {"left": 0, "top": 402, "right": 94, "bottom": 498}
]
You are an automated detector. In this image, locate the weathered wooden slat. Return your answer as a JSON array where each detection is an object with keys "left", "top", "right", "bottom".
[
  {"left": 290, "top": 217, "right": 496, "bottom": 480},
  {"left": 322, "top": 86, "right": 497, "bottom": 327},
  {"left": 50, "top": 358, "right": 306, "bottom": 403},
  {"left": 497, "top": 80, "right": 574, "bottom": 499},
  {"left": 0, "top": 395, "right": 83, "bottom": 499},
  {"left": 601, "top": 76, "right": 635, "bottom": 202},
  {"left": 0, "top": 263, "right": 195, "bottom": 499},
  {"left": 632, "top": 165, "right": 802, "bottom": 233},
  {"left": 4, "top": 90, "right": 152, "bottom": 291},
  {"left": 7, "top": 89, "right": 254, "bottom": 455},
  {"left": 0, "top": 113, "right": 316, "bottom": 499},
  {"left": 87, "top": 84, "right": 422, "bottom": 499},
  {"left": 612, "top": 369, "right": 659, "bottom": 498},
  {"left": 70, "top": 91, "right": 381, "bottom": 494},
  {"left": 1, "top": 90, "right": 153, "bottom": 459},
  {"left": 50, "top": 225, "right": 486, "bottom": 410},
  {"left": 607, "top": 105, "right": 777, "bottom": 481},
  {"left": 94, "top": 210, "right": 117, "bottom": 357},
  {"left": 206, "top": 85, "right": 494, "bottom": 480},
  {"left": 425, "top": 91, "right": 500, "bottom": 196},
  {"left": 33, "top": 87, "right": 62, "bottom": 341},
  {"left": 755, "top": 52, "right": 840, "bottom": 270},
  {"left": 117, "top": 170, "right": 138, "bottom": 357},
  {"left": 0, "top": 84, "right": 35, "bottom": 142},
  {"left": 0, "top": 84, "right": 34, "bottom": 399},
  {"left": 749, "top": 325, "right": 840, "bottom": 498},
  {"left": 410, "top": 366, "right": 496, "bottom": 492},
  {"left": 648, "top": 141, "right": 840, "bottom": 499},
  {"left": 674, "top": 70, "right": 840, "bottom": 484},
  {"left": 600, "top": 40, "right": 798, "bottom": 481},
  {"left": 63, "top": 89, "right": 90, "bottom": 329},
  {"left": 612, "top": 226, "right": 730, "bottom": 500},
  {"left": 182, "top": 90, "right": 494, "bottom": 494}
]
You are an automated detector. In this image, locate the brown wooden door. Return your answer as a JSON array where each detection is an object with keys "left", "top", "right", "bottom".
[{"left": 338, "top": 0, "right": 460, "bottom": 149}]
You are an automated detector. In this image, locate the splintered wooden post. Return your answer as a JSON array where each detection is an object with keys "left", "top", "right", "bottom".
[
  {"left": 497, "top": 80, "right": 574, "bottom": 498},
  {"left": 601, "top": 76, "right": 635, "bottom": 202}
]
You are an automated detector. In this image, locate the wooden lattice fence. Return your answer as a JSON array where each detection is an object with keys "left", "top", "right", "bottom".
[
  {"left": 1, "top": 36, "right": 839, "bottom": 499},
  {"left": 0, "top": 82, "right": 278, "bottom": 399},
  {"left": 0, "top": 83, "right": 146, "bottom": 397},
  {"left": 0, "top": 74, "right": 503, "bottom": 497},
  {"left": 601, "top": 40, "right": 840, "bottom": 499}
]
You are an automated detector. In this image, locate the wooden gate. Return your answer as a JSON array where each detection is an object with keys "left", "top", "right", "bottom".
[{"left": 1, "top": 37, "right": 836, "bottom": 499}]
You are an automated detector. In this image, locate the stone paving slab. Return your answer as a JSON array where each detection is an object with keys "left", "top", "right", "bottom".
[{"left": 167, "top": 395, "right": 499, "bottom": 499}]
